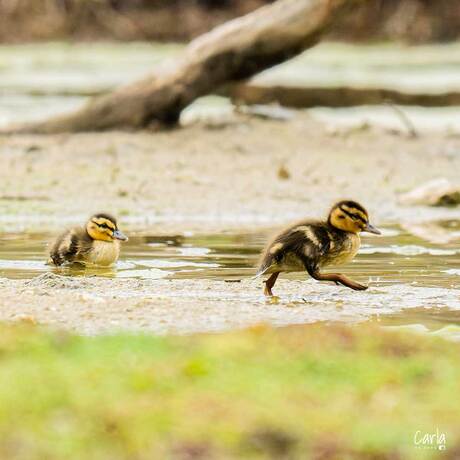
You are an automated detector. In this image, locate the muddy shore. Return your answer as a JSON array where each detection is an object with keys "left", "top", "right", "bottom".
[
  {"left": 1, "top": 115, "right": 460, "bottom": 230},
  {"left": 1, "top": 115, "right": 459, "bottom": 333},
  {"left": 0, "top": 273, "right": 458, "bottom": 335}
]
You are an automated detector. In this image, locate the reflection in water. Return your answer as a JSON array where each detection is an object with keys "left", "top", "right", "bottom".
[{"left": 0, "top": 223, "right": 459, "bottom": 329}]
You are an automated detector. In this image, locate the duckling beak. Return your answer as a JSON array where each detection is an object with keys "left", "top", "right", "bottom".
[
  {"left": 113, "top": 230, "right": 128, "bottom": 241},
  {"left": 363, "top": 223, "right": 381, "bottom": 235}
]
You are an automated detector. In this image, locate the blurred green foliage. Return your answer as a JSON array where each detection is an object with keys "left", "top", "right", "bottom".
[{"left": 0, "top": 323, "right": 458, "bottom": 459}]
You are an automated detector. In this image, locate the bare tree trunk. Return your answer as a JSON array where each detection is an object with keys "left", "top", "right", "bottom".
[{"left": 3, "top": 0, "right": 360, "bottom": 134}]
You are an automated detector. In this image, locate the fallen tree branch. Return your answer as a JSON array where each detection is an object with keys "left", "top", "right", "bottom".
[
  {"left": 227, "top": 83, "right": 460, "bottom": 108},
  {"left": 2, "top": 0, "right": 361, "bottom": 134}
]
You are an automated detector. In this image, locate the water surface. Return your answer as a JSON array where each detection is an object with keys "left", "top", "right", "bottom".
[
  {"left": 0, "top": 224, "right": 457, "bottom": 281},
  {"left": 2, "top": 224, "right": 459, "bottom": 282}
]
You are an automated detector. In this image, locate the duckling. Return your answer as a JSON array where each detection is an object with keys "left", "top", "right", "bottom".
[
  {"left": 48, "top": 213, "right": 128, "bottom": 267},
  {"left": 257, "top": 200, "right": 380, "bottom": 296}
]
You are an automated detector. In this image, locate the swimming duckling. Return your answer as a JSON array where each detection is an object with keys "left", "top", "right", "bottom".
[
  {"left": 257, "top": 200, "right": 380, "bottom": 296},
  {"left": 48, "top": 213, "right": 128, "bottom": 267}
]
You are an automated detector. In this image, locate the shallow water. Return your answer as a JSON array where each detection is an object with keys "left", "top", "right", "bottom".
[
  {"left": 0, "top": 230, "right": 257, "bottom": 280},
  {"left": 1, "top": 223, "right": 459, "bottom": 284},
  {"left": 0, "top": 223, "right": 458, "bottom": 282}
]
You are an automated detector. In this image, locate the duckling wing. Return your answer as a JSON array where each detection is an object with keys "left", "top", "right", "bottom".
[
  {"left": 49, "top": 227, "right": 91, "bottom": 265},
  {"left": 256, "top": 222, "right": 331, "bottom": 276}
]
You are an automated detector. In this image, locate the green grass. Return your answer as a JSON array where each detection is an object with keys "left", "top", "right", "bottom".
[{"left": 0, "top": 323, "right": 458, "bottom": 459}]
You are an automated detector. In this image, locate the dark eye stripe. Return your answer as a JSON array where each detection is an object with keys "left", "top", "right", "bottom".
[
  {"left": 339, "top": 207, "right": 367, "bottom": 223},
  {"left": 98, "top": 223, "right": 114, "bottom": 230}
]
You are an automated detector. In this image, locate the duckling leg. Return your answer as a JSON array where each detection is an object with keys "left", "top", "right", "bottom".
[
  {"left": 264, "top": 272, "right": 280, "bottom": 296},
  {"left": 309, "top": 270, "right": 368, "bottom": 291}
]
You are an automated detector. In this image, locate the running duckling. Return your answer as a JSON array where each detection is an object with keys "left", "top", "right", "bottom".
[
  {"left": 257, "top": 200, "right": 380, "bottom": 296},
  {"left": 48, "top": 213, "right": 128, "bottom": 267}
]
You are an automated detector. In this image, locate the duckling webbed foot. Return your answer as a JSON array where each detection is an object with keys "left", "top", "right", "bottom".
[
  {"left": 309, "top": 270, "right": 368, "bottom": 291},
  {"left": 264, "top": 272, "right": 280, "bottom": 296}
]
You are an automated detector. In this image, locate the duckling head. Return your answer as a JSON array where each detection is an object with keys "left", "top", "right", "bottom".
[
  {"left": 86, "top": 213, "right": 128, "bottom": 242},
  {"left": 328, "top": 201, "right": 381, "bottom": 235}
]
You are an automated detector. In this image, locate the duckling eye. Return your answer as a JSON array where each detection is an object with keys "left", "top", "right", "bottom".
[
  {"left": 99, "top": 223, "right": 110, "bottom": 230},
  {"left": 338, "top": 215, "right": 345, "bottom": 219}
]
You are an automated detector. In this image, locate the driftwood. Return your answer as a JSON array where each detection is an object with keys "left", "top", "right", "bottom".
[
  {"left": 227, "top": 84, "right": 460, "bottom": 108},
  {"left": 3, "top": 0, "right": 360, "bottom": 134}
]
